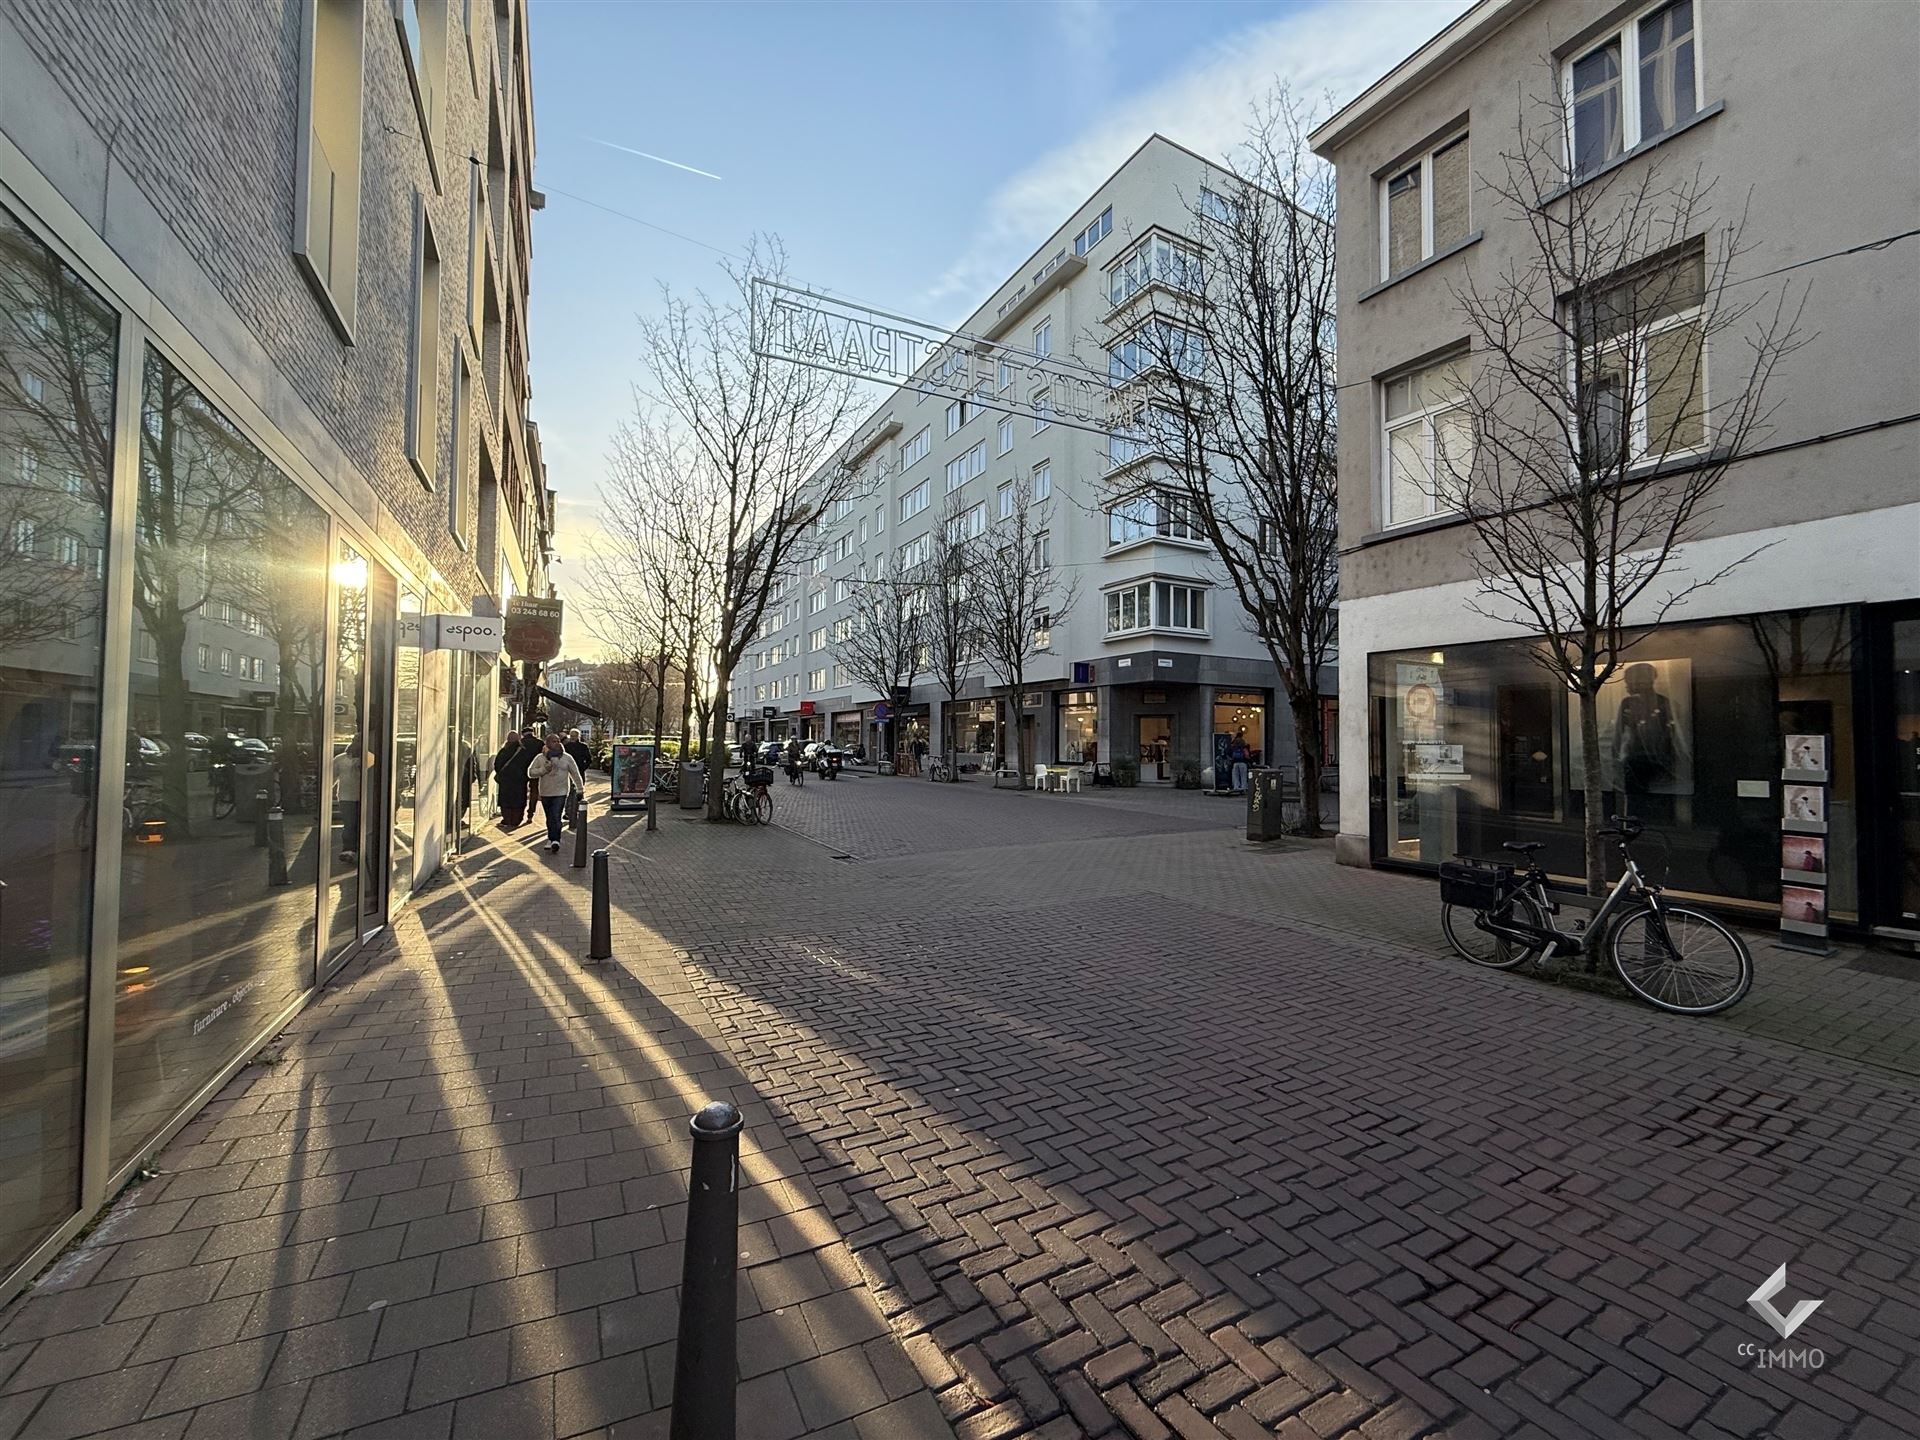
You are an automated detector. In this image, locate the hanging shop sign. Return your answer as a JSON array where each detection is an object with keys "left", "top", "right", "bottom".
[
  {"left": 504, "top": 596, "right": 564, "bottom": 663},
  {"left": 425, "top": 614, "right": 505, "bottom": 653},
  {"left": 610, "top": 742, "right": 654, "bottom": 812},
  {"left": 798, "top": 700, "right": 816, "bottom": 715},
  {"left": 1779, "top": 733, "right": 1831, "bottom": 951}
]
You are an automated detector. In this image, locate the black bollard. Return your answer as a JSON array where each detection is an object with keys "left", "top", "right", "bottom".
[
  {"left": 588, "top": 849, "right": 611, "bottom": 959},
  {"left": 670, "top": 1101, "right": 745, "bottom": 1440},
  {"left": 266, "top": 808, "right": 288, "bottom": 887},
  {"left": 572, "top": 798, "right": 589, "bottom": 868}
]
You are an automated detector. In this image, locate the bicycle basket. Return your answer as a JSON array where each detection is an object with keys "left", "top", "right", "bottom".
[
  {"left": 744, "top": 766, "right": 775, "bottom": 787},
  {"left": 1438, "top": 859, "right": 1507, "bottom": 910}
]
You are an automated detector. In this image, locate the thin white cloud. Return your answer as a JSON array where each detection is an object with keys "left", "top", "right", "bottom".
[
  {"left": 918, "top": 0, "right": 1472, "bottom": 315},
  {"left": 583, "top": 134, "right": 724, "bottom": 182}
]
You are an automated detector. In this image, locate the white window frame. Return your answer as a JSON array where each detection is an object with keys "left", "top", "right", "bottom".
[
  {"left": 901, "top": 427, "right": 930, "bottom": 468},
  {"left": 997, "top": 482, "right": 1015, "bottom": 520},
  {"left": 1562, "top": 0, "right": 1706, "bottom": 176},
  {"left": 1377, "top": 131, "right": 1468, "bottom": 281},
  {"left": 1032, "top": 318, "right": 1052, "bottom": 359},
  {"left": 901, "top": 479, "right": 929, "bottom": 521},
  {"left": 1031, "top": 462, "right": 1051, "bottom": 502},
  {"left": 997, "top": 417, "right": 1015, "bottom": 455},
  {"left": 1032, "top": 391, "right": 1052, "bottom": 434},
  {"left": 1380, "top": 358, "right": 1470, "bottom": 529},
  {"left": 1574, "top": 260, "right": 1709, "bottom": 470}
]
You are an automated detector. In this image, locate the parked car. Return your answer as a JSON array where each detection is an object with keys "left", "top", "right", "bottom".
[{"left": 756, "top": 741, "right": 785, "bottom": 766}]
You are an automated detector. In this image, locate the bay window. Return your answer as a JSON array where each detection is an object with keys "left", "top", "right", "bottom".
[
  {"left": 1106, "top": 489, "right": 1200, "bottom": 547},
  {"left": 1105, "top": 580, "right": 1208, "bottom": 636}
]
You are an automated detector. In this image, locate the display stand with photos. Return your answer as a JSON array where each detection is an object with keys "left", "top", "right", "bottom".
[
  {"left": 1778, "top": 734, "right": 1831, "bottom": 951},
  {"left": 609, "top": 743, "right": 654, "bottom": 813}
]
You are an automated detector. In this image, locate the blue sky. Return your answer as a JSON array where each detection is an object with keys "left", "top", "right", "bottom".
[{"left": 524, "top": 0, "right": 1470, "bottom": 632}]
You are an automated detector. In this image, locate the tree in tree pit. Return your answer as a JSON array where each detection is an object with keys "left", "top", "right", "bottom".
[
  {"left": 921, "top": 493, "right": 985, "bottom": 780},
  {"left": 633, "top": 241, "right": 862, "bottom": 819},
  {"left": 974, "top": 481, "right": 1076, "bottom": 788},
  {"left": 1113, "top": 89, "right": 1338, "bottom": 830},
  {"left": 1438, "top": 75, "right": 1804, "bottom": 892},
  {"left": 828, "top": 548, "right": 924, "bottom": 771}
]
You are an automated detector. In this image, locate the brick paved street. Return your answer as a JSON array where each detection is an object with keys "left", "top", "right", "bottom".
[{"left": 4, "top": 776, "right": 1918, "bottom": 1439}]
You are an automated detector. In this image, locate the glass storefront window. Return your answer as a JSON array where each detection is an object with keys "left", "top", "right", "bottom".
[
  {"left": 0, "top": 204, "right": 117, "bottom": 1272},
  {"left": 326, "top": 541, "right": 367, "bottom": 963},
  {"left": 1212, "top": 694, "right": 1266, "bottom": 777},
  {"left": 114, "top": 349, "right": 328, "bottom": 1168},
  {"left": 1059, "top": 691, "right": 1098, "bottom": 763},
  {"left": 391, "top": 591, "right": 420, "bottom": 907},
  {"left": 1369, "top": 609, "right": 1859, "bottom": 917}
]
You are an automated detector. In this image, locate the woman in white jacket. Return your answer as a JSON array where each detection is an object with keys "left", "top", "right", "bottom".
[{"left": 526, "top": 732, "right": 584, "bottom": 852}]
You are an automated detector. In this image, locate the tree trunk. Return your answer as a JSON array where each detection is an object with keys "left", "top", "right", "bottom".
[
  {"left": 1006, "top": 687, "right": 1026, "bottom": 787},
  {"left": 706, "top": 669, "right": 732, "bottom": 821},
  {"left": 650, "top": 653, "right": 668, "bottom": 749},
  {"left": 1288, "top": 689, "right": 1323, "bottom": 838},
  {"left": 1578, "top": 687, "right": 1605, "bottom": 897}
]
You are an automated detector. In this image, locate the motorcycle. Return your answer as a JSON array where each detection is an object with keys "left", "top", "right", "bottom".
[{"left": 816, "top": 747, "right": 843, "bottom": 780}]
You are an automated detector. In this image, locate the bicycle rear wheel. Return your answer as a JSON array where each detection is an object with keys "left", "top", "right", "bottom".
[
  {"left": 1443, "top": 889, "right": 1548, "bottom": 970},
  {"left": 1609, "top": 904, "right": 1752, "bottom": 1014},
  {"left": 752, "top": 788, "right": 773, "bottom": 826}
]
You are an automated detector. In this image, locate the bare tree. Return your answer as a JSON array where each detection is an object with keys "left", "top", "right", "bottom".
[
  {"left": 921, "top": 494, "right": 984, "bottom": 780},
  {"left": 974, "top": 484, "right": 1076, "bottom": 787},
  {"left": 638, "top": 240, "right": 862, "bottom": 818},
  {"left": 829, "top": 549, "right": 923, "bottom": 772},
  {"left": 1117, "top": 87, "right": 1338, "bottom": 830},
  {"left": 1440, "top": 76, "right": 1804, "bottom": 890}
]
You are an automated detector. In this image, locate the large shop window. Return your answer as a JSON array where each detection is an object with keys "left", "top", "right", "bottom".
[
  {"left": 113, "top": 351, "right": 330, "bottom": 1170},
  {"left": 1369, "top": 608, "right": 1859, "bottom": 918},
  {"left": 1058, "top": 691, "right": 1098, "bottom": 763},
  {"left": 0, "top": 205, "right": 117, "bottom": 1274}
]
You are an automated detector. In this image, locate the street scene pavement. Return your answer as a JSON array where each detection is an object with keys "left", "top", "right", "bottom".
[{"left": 3, "top": 775, "right": 1918, "bottom": 1439}]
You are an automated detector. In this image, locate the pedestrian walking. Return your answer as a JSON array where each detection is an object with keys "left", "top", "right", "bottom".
[
  {"left": 491, "top": 730, "right": 521, "bottom": 823},
  {"left": 1229, "top": 733, "right": 1250, "bottom": 795},
  {"left": 527, "top": 732, "right": 584, "bottom": 852},
  {"left": 564, "top": 727, "right": 593, "bottom": 774},
  {"left": 498, "top": 731, "right": 540, "bottom": 828}
]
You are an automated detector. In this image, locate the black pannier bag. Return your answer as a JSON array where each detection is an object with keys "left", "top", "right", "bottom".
[{"left": 1438, "top": 859, "right": 1507, "bottom": 910}]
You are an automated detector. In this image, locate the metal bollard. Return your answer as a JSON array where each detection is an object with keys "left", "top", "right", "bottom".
[
  {"left": 572, "top": 799, "right": 589, "bottom": 868},
  {"left": 588, "top": 849, "right": 612, "bottom": 959},
  {"left": 252, "top": 789, "right": 271, "bottom": 847},
  {"left": 266, "top": 808, "right": 288, "bottom": 887},
  {"left": 669, "top": 1101, "right": 745, "bottom": 1440},
  {"left": 646, "top": 787, "right": 658, "bottom": 832}
]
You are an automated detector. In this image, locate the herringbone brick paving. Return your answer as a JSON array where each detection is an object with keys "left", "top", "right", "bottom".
[
  {"left": 0, "top": 806, "right": 952, "bottom": 1440},
  {"left": 665, "top": 776, "right": 1920, "bottom": 1439}
]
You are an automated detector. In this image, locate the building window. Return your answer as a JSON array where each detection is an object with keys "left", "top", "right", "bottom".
[
  {"left": 1199, "top": 188, "right": 1239, "bottom": 226},
  {"left": 1111, "top": 322, "right": 1206, "bottom": 384},
  {"left": 834, "top": 578, "right": 850, "bottom": 603},
  {"left": 1032, "top": 611, "right": 1052, "bottom": 650},
  {"left": 997, "top": 417, "right": 1014, "bottom": 456},
  {"left": 945, "top": 442, "right": 986, "bottom": 492},
  {"left": 1033, "top": 318, "right": 1052, "bottom": 359},
  {"left": 1106, "top": 584, "right": 1148, "bottom": 635},
  {"left": 1106, "top": 490, "right": 1200, "bottom": 547},
  {"left": 1568, "top": 0, "right": 1699, "bottom": 176},
  {"left": 1110, "top": 234, "right": 1203, "bottom": 306},
  {"left": 406, "top": 195, "right": 441, "bottom": 488},
  {"left": 1072, "top": 205, "right": 1113, "bottom": 256},
  {"left": 946, "top": 400, "right": 965, "bottom": 437},
  {"left": 809, "top": 627, "right": 827, "bottom": 652},
  {"left": 1154, "top": 581, "right": 1206, "bottom": 631},
  {"left": 295, "top": 0, "right": 365, "bottom": 338},
  {"left": 7, "top": 518, "right": 33, "bottom": 555},
  {"left": 1032, "top": 462, "right": 1051, "bottom": 501},
  {"left": 901, "top": 478, "right": 930, "bottom": 521},
  {"left": 1382, "top": 356, "right": 1471, "bottom": 527},
  {"left": 1575, "top": 243, "right": 1707, "bottom": 466},
  {"left": 1381, "top": 133, "right": 1469, "bottom": 279},
  {"left": 898, "top": 533, "right": 931, "bottom": 569},
  {"left": 875, "top": 505, "right": 886, "bottom": 535},
  {"left": 946, "top": 503, "right": 987, "bottom": 542},
  {"left": 997, "top": 481, "right": 1015, "bottom": 520},
  {"left": 450, "top": 347, "right": 471, "bottom": 543},
  {"left": 197, "top": 643, "right": 211, "bottom": 671},
  {"left": 833, "top": 533, "right": 853, "bottom": 561},
  {"left": 395, "top": 0, "right": 448, "bottom": 178},
  {"left": 809, "top": 590, "right": 826, "bottom": 614},
  {"left": 1032, "top": 530, "right": 1051, "bottom": 569},
  {"left": 901, "top": 426, "right": 930, "bottom": 468},
  {"left": 218, "top": 648, "right": 233, "bottom": 674},
  {"left": 808, "top": 669, "right": 827, "bottom": 691},
  {"left": 997, "top": 359, "right": 1015, "bottom": 391},
  {"left": 1032, "top": 391, "right": 1052, "bottom": 433}
]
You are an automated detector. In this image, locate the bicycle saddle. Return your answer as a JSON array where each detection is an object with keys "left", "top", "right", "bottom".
[{"left": 1501, "top": 841, "right": 1546, "bottom": 853}]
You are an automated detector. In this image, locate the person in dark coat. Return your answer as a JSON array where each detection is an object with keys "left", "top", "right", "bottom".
[
  {"left": 491, "top": 730, "right": 520, "bottom": 820},
  {"left": 504, "top": 731, "right": 543, "bottom": 828},
  {"left": 492, "top": 730, "right": 532, "bottom": 828},
  {"left": 564, "top": 728, "right": 593, "bottom": 775}
]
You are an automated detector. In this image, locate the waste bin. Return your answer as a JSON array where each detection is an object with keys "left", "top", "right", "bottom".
[
  {"left": 233, "top": 761, "right": 272, "bottom": 823},
  {"left": 679, "top": 760, "right": 705, "bottom": 809},
  {"left": 1246, "top": 768, "right": 1287, "bottom": 841}
]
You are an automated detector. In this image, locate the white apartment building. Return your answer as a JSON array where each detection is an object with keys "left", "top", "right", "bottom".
[{"left": 732, "top": 135, "right": 1333, "bottom": 783}]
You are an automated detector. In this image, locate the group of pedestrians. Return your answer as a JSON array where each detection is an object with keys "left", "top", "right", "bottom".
[{"left": 490, "top": 726, "right": 591, "bottom": 853}]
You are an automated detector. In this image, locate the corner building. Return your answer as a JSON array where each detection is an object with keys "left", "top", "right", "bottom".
[
  {"left": 1310, "top": 0, "right": 1919, "bottom": 936},
  {"left": 732, "top": 135, "right": 1335, "bottom": 786},
  {"left": 0, "top": 0, "right": 554, "bottom": 1302}
]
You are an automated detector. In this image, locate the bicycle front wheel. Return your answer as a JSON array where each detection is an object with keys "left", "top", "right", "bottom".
[
  {"left": 1609, "top": 904, "right": 1752, "bottom": 1014},
  {"left": 752, "top": 789, "right": 773, "bottom": 826},
  {"left": 1443, "top": 889, "right": 1547, "bottom": 970}
]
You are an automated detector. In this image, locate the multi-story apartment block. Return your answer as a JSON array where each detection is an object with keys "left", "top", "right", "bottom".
[
  {"left": 0, "top": 0, "right": 552, "bottom": 1302},
  {"left": 1310, "top": 0, "right": 1919, "bottom": 935},
  {"left": 733, "top": 135, "right": 1332, "bottom": 785}
]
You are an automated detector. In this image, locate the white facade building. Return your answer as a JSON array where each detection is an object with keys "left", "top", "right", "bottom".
[{"left": 732, "top": 135, "right": 1332, "bottom": 783}]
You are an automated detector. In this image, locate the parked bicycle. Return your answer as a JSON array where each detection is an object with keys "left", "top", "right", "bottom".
[
  {"left": 725, "top": 766, "right": 774, "bottom": 826},
  {"left": 926, "top": 752, "right": 952, "bottom": 783},
  {"left": 1439, "top": 815, "right": 1752, "bottom": 1015}
]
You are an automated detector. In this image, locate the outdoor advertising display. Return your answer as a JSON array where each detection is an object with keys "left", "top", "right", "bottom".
[
  {"left": 505, "top": 596, "right": 564, "bottom": 663},
  {"left": 610, "top": 742, "right": 654, "bottom": 811}
]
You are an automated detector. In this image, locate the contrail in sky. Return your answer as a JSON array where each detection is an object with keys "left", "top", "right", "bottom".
[{"left": 582, "top": 135, "right": 723, "bottom": 181}]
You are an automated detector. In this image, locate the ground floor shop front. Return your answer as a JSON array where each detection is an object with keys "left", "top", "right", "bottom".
[
  {"left": 1345, "top": 596, "right": 1920, "bottom": 941},
  {"left": 0, "top": 193, "right": 527, "bottom": 1307}
]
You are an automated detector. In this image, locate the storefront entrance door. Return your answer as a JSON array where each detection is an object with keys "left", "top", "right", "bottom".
[
  {"left": 1137, "top": 716, "right": 1171, "bottom": 782},
  {"left": 1868, "top": 603, "right": 1920, "bottom": 939}
]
